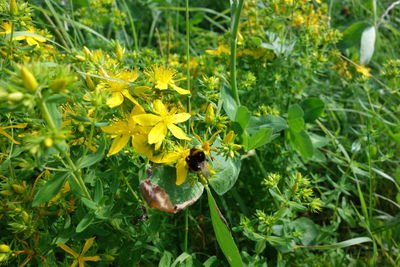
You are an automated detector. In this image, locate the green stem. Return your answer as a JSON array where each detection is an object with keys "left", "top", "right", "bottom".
[
  {"left": 122, "top": 0, "right": 138, "bottom": 50},
  {"left": 230, "top": 0, "right": 245, "bottom": 106},
  {"left": 123, "top": 175, "right": 142, "bottom": 204},
  {"left": 185, "top": 0, "right": 191, "bottom": 131},
  {"left": 39, "top": 98, "right": 91, "bottom": 200},
  {"left": 184, "top": 0, "right": 190, "bottom": 253}
]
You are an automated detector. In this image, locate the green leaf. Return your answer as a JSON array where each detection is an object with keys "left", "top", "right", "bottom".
[
  {"left": 68, "top": 113, "right": 91, "bottom": 123},
  {"left": 46, "top": 101, "right": 62, "bottom": 128},
  {"left": 247, "top": 115, "right": 287, "bottom": 134},
  {"left": 81, "top": 198, "right": 97, "bottom": 210},
  {"left": 206, "top": 186, "right": 244, "bottom": 267},
  {"left": 221, "top": 84, "right": 238, "bottom": 121},
  {"left": 209, "top": 152, "right": 241, "bottom": 195},
  {"left": 291, "top": 217, "right": 318, "bottom": 246},
  {"left": 94, "top": 179, "right": 104, "bottom": 203},
  {"left": 338, "top": 22, "right": 370, "bottom": 49},
  {"left": 76, "top": 212, "right": 95, "bottom": 233},
  {"left": 288, "top": 104, "right": 305, "bottom": 133},
  {"left": 360, "top": 26, "right": 376, "bottom": 64},
  {"left": 203, "top": 256, "right": 217, "bottom": 267},
  {"left": 159, "top": 251, "right": 173, "bottom": 267},
  {"left": 235, "top": 106, "right": 251, "bottom": 130},
  {"left": 247, "top": 128, "right": 273, "bottom": 151},
  {"left": 288, "top": 130, "right": 314, "bottom": 160},
  {"left": 300, "top": 98, "right": 325, "bottom": 123},
  {"left": 32, "top": 172, "right": 69, "bottom": 206},
  {"left": 302, "top": 237, "right": 372, "bottom": 250},
  {"left": 76, "top": 139, "right": 106, "bottom": 169},
  {"left": 150, "top": 166, "right": 204, "bottom": 206}
]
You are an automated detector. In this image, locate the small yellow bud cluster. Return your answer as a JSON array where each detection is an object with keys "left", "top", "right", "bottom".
[
  {"left": 0, "top": 244, "right": 11, "bottom": 263},
  {"left": 20, "top": 66, "right": 38, "bottom": 92}
]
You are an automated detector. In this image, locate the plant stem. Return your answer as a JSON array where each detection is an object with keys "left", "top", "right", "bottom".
[
  {"left": 185, "top": 0, "right": 191, "bottom": 130},
  {"left": 230, "top": 0, "right": 245, "bottom": 106},
  {"left": 38, "top": 97, "right": 91, "bottom": 200},
  {"left": 184, "top": 0, "right": 190, "bottom": 253}
]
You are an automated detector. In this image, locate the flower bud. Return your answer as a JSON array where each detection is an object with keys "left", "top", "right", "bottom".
[
  {"left": 11, "top": 184, "right": 26, "bottom": 194},
  {"left": 20, "top": 66, "right": 38, "bottom": 92},
  {"left": 75, "top": 55, "right": 85, "bottom": 62},
  {"left": 0, "top": 244, "right": 10, "bottom": 253},
  {"left": 44, "top": 137, "right": 53, "bottom": 147},
  {"left": 223, "top": 130, "right": 235, "bottom": 143},
  {"left": 0, "top": 190, "right": 13, "bottom": 196},
  {"left": 51, "top": 79, "right": 68, "bottom": 91},
  {"left": 205, "top": 103, "right": 215, "bottom": 124},
  {"left": 116, "top": 43, "right": 124, "bottom": 62},
  {"left": 9, "top": 0, "right": 18, "bottom": 15},
  {"left": 85, "top": 75, "right": 95, "bottom": 90},
  {"left": 7, "top": 92, "right": 24, "bottom": 102},
  {"left": 21, "top": 211, "right": 29, "bottom": 223},
  {"left": 83, "top": 46, "right": 92, "bottom": 58}
]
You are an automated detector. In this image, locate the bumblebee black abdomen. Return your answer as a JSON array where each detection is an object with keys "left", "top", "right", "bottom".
[{"left": 186, "top": 148, "right": 206, "bottom": 172}]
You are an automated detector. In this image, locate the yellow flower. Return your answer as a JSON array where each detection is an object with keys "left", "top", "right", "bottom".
[
  {"left": 58, "top": 237, "right": 101, "bottom": 267},
  {"left": 0, "top": 123, "right": 27, "bottom": 144},
  {"left": 205, "top": 42, "right": 230, "bottom": 56},
  {"left": 14, "top": 26, "right": 47, "bottom": 46},
  {"left": 0, "top": 22, "right": 12, "bottom": 35},
  {"left": 145, "top": 65, "right": 190, "bottom": 95},
  {"left": 133, "top": 100, "right": 191, "bottom": 150},
  {"left": 101, "top": 105, "right": 148, "bottom": 156},
  {"left": 355, "top": 64, "right": 372, "bottom": 78},
  {"left": 98, "top": 70, "right": 140, "bottom": 108}
]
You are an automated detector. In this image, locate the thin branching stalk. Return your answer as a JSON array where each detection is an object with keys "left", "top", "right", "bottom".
[{"left": 230, "top": 0, "right": 245, "bottom": 106}]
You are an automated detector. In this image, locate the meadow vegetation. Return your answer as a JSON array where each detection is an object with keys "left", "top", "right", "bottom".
[{"left": 0, "top": 0, "right": 399, "bottom": 266}]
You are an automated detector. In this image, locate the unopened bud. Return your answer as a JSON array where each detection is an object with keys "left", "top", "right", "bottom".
[
  {"left": 116, "top": 43, "right": 124, "bottom": 62},
  {"left": 21, "top": 211, "right": 29, "bottom": 223},
  {"left": 0, "top": 244, "right": 10, "bottom": 253},
  {"left": 8, "top": 92, "right": 24, "bottom": 102},
  {"left": 20, "top": 66, "right": 38, "bottom": 92},
  {"left": 223, "top": 130, "right": 235, "bottom": 143},
  {"left": 83, "top": 46, "right": 92, "bottom": 58},
  {"left": 0, "top": 190, "right": 13, "bottom": 196},
  {"left": 205, "top": 103, "right": 215, "bottom": 124},
  {"left": 44, "top": 137, "right": 53, "bottom": 147},
  {"left": 11, "top": 184, "right": 26, "bottom": 194},
  {"left": 75, "top": 55, "right": 85, "bottom": 62},
  {"left": 78, "top": 124, "right": 85, "bottom": 132},
  {"left": 51, "top": 79, "right": 68, "bottom": 91},
  {"left": 85, "top": 75, "right": 95, "bottom": 90},
  {"left": 9, "top": 0, "right": 18, "bottom": 15}
]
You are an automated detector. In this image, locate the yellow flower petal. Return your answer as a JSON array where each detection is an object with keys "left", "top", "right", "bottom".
[
  {"left": 81, "top": 237, "right": 96, "bottom": 255},
  {"left": 155, "top": 81, "right": 168, "bottom": 90},
  {"left": 148, "top": 122, "right": 167, "bottom": 144},
  {"left": 107, "top": 135, "right": 130, "bottom": 156},
  {"left": 0, "top": 129, "right": 21, "bottom": 144},
  {"left": 167, "top": 124, "right": 191, "bottom": 140},
  {"left": 150, "top": 151, "right": 180, "bottom": 164},
  {"left": 2, "top": 123, "right": 28, "bottom": 129},
  {"left": 121, "top": 89, "right": 139, "bottom": 106},
  {"left": 101, "top": 121, "right": 129, "bottom": 135},
  {"left": 106, "top": 92, "right": 124, "bottom": 108},
  {"left": 153, "top": 100, "right": 168, "bottom": 116},
  {"left": 176, "top": 158, "right": 189, "bottom": 185},
  {"left": 58, "top": 243, "right": 80, "bottom": 258},
  {"left": 170, "top": 113, "right": 191, "bottom": 124},
  {"left": 71, "top": 259, "right": 78, "bottom": 267},
  {"left": 131, "top": 105, "right": 145, "bottom": 115},
  {"left": 82, "top": 256, "right": 101, "bottom": 262},
  {"left": 132, "top": 135, "right": 153, "bottom": 157},
  {"left": 133, "top": 114, "right": 161, "bottom": 126},
  {"left": 170, "top": 83, "right": 190, "bottom": 95}
]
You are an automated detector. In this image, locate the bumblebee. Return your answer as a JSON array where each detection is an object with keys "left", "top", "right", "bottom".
[{"left": 186, "top": 148, "right": 210, "bottom": 178}]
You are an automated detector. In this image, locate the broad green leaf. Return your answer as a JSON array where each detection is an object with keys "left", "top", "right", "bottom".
[
  {"left": 76, "top": 212, "right": 95, "bottom": 233},
  {"left": 76, "top": 139, "right": 106, "bottom": 169},
  {"left": 302, "top": 237, "right": 372, "bottom": 250},
  {"left": 67, "top": 113, "right": 91, "bottom": 123},
  {"left": 300, "top": 98, "right": 325, "bottom": 123},
  {"left": 338, "top": 22, "right": 370, "bottom": 49},
  {"left": 288, "top": 129, "right": 314, "bottom": 160},
  {"left": 291, "top": 217, "right": 318, "bottom": 246},
  {"left": 247, "top": 115, "right": 287, "bottom": 134},
  {"left": 32, "top": 172, "right": 69, "bottom": 206},
  {"left": 247, "top": 128, "right": 273, "bottom": 151},
  {"left": 150, "top": 166, "right": 204, "bottom": 206},
  {"left": 360, "top": 26, "right": 376, "bottom": 64},
  {"left": 288, "top": 104, "right": 305, "bottom": 133},
  {"left": 171, "top": 252, "right": 192, "bottom": 267},
  {"left": 209, "top": 152, "right": 241, "bottom": 195},
  {"left": 206, "top": 186, "right": 244, "bottom": 267},
  {"left": 203, "top": 256, "right": 217, "bottom": 267},
  {"left": 221, "top": 84, "right": 238, "bottom": 121},
  {"left": 81, "top": 197, "right": 97, "bottom": 210},
  {"left": 235, "top": 106, "right": 251, "bottom": 130},
  {"left": 159, "top": 251, "right": 173, "bottom": 267}
]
